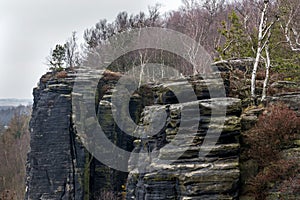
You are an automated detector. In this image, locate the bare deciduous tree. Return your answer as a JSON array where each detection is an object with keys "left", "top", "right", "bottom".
[
  {"left": 0, "top": 110, "right": 30, "bottom": 200},
  {"left": 64, "top": 32, "right": 81, "bottom": 68},
  {"left": 251, "top": 0, "right": 278, "bottom": 103},
  {"left": 278, "top": 0, "right": 300, "bottom": 51}
]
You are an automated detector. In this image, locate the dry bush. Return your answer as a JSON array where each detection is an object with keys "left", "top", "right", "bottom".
[
  {"left": 280, "top": 174, "right": 300, "bottom": 194},
  {"left": 94, "top": 189, "right": 125, "bottom": 200},
  {"left": 0, "top": 190, "right": 16, "bottom": 200},
  {"left": 102, "top": 70, "right": 122, "bottom": 81},
  {"left": 243, "top": 103, "right": 300, "bottom": 199},
  {"left": 55, "top": 70, "right": 68, "bottom": 78},
  {"left": 245, "top": 103, "right": 299, "bottom": 167},
  {"left": 249, "top": 159, "right": 299, "bottom": 200}
]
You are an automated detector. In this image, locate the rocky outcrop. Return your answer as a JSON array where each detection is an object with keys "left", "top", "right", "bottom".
[
  {"left": 126, "top": 97, "right": 242, "bottom": 200},
  {"left": 25, "top": 66, "right": 244, "bottom": 200},
  {"left": 25, "top": 69, "right": 136, "bottom": 200},
  {"left": 25, "top": 62, "right": 300, "bottom": 200},
  {"left": 25, "top": 71, "right": 87, "bottom": 200}
]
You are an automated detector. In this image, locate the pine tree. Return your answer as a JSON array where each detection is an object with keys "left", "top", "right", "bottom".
[
  {"left": 49, "top": 44, "right": 66, "bottom": 70},
  {"left": 217, "top": 11, "right": 254, "bottom": 59}
]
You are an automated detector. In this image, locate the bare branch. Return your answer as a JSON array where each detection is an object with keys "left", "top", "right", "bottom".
[{"left": 279, "top": 1, "right": 300, "bottom": 51}]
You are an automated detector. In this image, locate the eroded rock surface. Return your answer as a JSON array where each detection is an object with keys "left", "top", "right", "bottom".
[
  {"left": 25, "top": 67, "right": 242, "bottom": 200},
  {"left": 126, "top": 98, "right": 242, "bottom": 200}
]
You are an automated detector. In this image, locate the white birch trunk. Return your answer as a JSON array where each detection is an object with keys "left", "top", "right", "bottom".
[
  {"left": 251, "top": 1, "right": 268, "bottom": 102},
  {"left": 261, "top": 41, "right": 271, "bottom": 102}
]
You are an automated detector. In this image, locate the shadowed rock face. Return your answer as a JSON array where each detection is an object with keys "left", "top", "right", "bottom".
[
  {"left": 25, "top": 71, "right": 85, "bottom": 200},
  {"left": 24, "top": 67, "right": 243, "bottom": 200}
]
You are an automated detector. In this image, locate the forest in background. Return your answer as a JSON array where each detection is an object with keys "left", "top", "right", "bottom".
[
  {"left": 48, "top": 0, "right": 300, "bottom": 101},
  {"left": 0, "top": 106, "right": 31, "bottom": 200}
]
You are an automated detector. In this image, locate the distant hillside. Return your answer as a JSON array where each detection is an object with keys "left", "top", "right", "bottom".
[
  {"left": 0, "top": 98, "right": 32, "bottom": 109},
  {"left": 0, "top": 99, "right": 32, "bottom": 125}
]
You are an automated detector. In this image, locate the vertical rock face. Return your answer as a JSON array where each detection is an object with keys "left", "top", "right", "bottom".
[
  {"left": 25, "top": 69, "right": 139, "bottom": 200},
  {"left": 25, "top": 68, "right": 243, "bottom": 200},
  {"left": 25, "top": 71, "right": 87, "bottom": 200}
]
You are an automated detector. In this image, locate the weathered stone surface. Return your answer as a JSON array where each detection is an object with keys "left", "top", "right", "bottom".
[
  {"left": 240, "top": 107, "right": 264, "bottom": 131},
  {"left": 126, "top": 96, "right": 242, "bottom": 199},
  {"left": 25, "top": 71, "right": 86, "bottom": 200},
  {"left": 23, "top": 55, "right": 300, "bottom": 200},
  {"left": 25, "top": 68, "right": 143, "bottom": 199},
  {"left": 270, "top": 81, "right": 299, "bottom": 89},
  {"left": 25, "top": 66, "right": 247, "bottom": 200},
  {"left": 267, "top": 92, "right": 300, "bottom": 115}
]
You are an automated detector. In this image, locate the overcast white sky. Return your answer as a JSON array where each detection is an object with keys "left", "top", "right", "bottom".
[{"left": 0, "top": 0, "right": 183, "bottom": 99}]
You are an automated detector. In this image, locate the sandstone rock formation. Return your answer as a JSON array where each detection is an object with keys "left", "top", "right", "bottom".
[{"left": 24, "top": 65, "right": 300, "bottom": 200}]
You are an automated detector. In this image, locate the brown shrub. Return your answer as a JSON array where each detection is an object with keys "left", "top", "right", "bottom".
[
  {"left": 103, "top": 70, "right": 122, "bottom": 81},
  {"left": 56, "top": 70, "right": 68, "bottom": 78},
  {"left": 0, "top": 190, "right": 16, "bottom": 200},
  {"left": 249, "top": 159, "right": 299, "bottom": 200},
  {"left": 94, "top": 189, "right": 125, "bottom": 200},
  {"left": 280, "top": 174, "right": 300, "bottom": 194},
  {"left": 245, "top": 103, "right": 299, "bottom": 167},
  {"left": 243, "top": 103, "right": 300, "bottom": 199}
]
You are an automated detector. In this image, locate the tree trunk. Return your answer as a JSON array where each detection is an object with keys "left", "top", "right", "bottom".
[
  {"left": 251, "top": 1, "right": 268, "bottom": 103},
  {"left": 261, "top": 42, "right": 271, "bottom": 102}
]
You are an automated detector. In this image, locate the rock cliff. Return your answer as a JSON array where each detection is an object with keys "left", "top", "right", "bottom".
[{"left": 25, "top": 65, "right": 300, "bottom": 200}]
